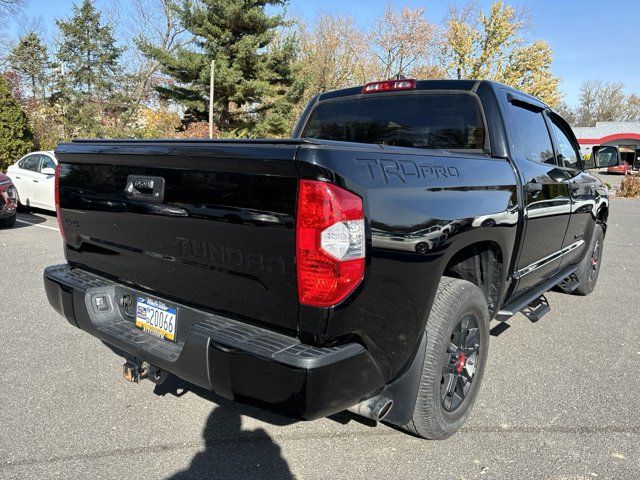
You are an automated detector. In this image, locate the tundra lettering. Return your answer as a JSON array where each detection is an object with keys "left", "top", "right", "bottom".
[{"left": 176, "top": 237, "right": 286, "bottom": 275}]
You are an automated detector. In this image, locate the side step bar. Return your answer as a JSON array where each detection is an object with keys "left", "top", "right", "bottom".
[
  {"left": 520, "top": 295, "right": 549, "bottom": 322},
  {"left": 496, "top": 265, "right": 579, "bottom": 322},
  {"left": 557, "top": 273, "right": 580, "bottom": 293}
]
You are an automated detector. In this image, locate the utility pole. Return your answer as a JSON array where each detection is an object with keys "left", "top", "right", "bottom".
[{"left": 209, "top": 60, "right": 215, "bottom": 139}]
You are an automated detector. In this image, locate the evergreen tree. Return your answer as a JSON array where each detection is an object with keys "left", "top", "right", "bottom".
[
  {"left": 0, "top": 74, "right": 36, "bottom": 170},
  {"left": 56, "top": 0, "right": 123, "bottom": 96},
  {"left": 138, "top": 0, "right": 302, "bottom": 135},
  {"left": 8, "top": 32, "right": 49, "bottom": 100},
  {"left": 54, "top": 0, "right": 134, "bottom": 138}
]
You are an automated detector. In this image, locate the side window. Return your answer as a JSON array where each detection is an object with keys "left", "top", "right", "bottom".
[
  {"left": 19, "top": 155, "right": 41, "bottom": 172},
  {"left": 548, "top": 116, "right": 580, "bottom": 169},
  {"left": 40, "top": 156, "right": 56, "bottom": 172},
  {"left": 508, "top": 102, "right": 556, "bottom": 165}
]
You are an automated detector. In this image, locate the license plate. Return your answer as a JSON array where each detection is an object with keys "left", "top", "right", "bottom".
[{"left": 135, "top": 296, "right": 177, "bottom": 342}]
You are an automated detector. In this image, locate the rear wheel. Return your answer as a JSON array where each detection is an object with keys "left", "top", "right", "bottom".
[
  {"left": 402, "top": 277, "right": 490, "bottom": 439},
  {"left": 0, "top": 213, "right": 16, "bottom": 228},
  {"left": 573, "top": 224, "right": 604, "bottom": 296}
]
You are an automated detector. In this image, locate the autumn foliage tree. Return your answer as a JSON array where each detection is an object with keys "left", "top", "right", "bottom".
[
  {"left": 444, "top": 1, "right": 560, "bottom": 106},
  {"left": 369, "top": 6, "right": 439, "bottom": 80},
  {"left": 297, "top": 14, "right": 372, "bottom": 94}
]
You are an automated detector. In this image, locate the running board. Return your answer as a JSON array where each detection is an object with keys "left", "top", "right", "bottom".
[
  {"left": 496, "top": 265, "right": 579, "bottom": 322},
  {"left": 557, "top": 273, "right": 580, "bottom": 293}
]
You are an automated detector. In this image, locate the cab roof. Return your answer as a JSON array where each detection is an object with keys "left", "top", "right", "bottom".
[{"left": 316, "top": 79, "right": 549, "bottom": 110}]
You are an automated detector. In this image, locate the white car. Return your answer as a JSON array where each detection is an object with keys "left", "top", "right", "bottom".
[{"left": 6, "top": 151, "right": 57, "bottom": 212}]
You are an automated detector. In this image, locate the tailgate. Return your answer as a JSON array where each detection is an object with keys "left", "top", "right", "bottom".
[{"left": 56, "top": 140, "right": 301, "bottom": 333}]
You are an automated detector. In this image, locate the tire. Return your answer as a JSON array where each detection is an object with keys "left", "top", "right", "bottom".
[
  {"left": 402, "top": 277, "right": 490, "bottom": 440},
  {"left": 17, "top": 193, "right": 29, "bottom": 212},
  {"left": 572, "top": 224, "right": 604, "bottom": 296},
  {"left": 0, "top": 213, "right": 16, "bottom": 228}
]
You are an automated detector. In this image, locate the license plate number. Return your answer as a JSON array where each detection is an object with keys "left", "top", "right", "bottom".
[{"left": 135, "top": 296, "right": 177, "bottom": 342}]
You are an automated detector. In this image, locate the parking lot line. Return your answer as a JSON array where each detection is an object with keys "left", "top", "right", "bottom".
[{"left": 15, "top": 219, "right": 59, "bottom": 231}]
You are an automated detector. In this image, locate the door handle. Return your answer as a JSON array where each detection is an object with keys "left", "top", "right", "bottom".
[
  {"left": 33, "top": 179, "right": 39, "bottom": 183},
  {"left": 569, "top": 181, "right": 580, "bottom": 192},
  {"left": 524, "top": 179, "right": 542, "bottom": 194},
  {"left": 15, "top": 175, "right": 20, "bottom": 179}
]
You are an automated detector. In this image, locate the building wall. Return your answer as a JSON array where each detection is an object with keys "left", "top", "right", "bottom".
[{"left": 572, "top": 121, "right": 640, "bottom": 157}]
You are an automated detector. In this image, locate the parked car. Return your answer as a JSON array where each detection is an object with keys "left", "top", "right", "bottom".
[
  {"left": 607, "top": 160, "right": 631, "bottom": 175},
  {"left": 0, "top": 173, "right": 18, "bottom": 228},
  {"left": 44, "top": 79, "right": 609, "bottom": 440},
  {"left": 6, "top": 151, "right": 57, "bottom": 211}
]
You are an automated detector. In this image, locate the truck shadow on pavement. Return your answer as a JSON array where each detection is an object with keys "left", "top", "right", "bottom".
[
  {"left": 11, "top": 211, "right": 51, "bottom": 229},
  {"left": 154, "top": 375, "right": 295, "bottom": 480}
]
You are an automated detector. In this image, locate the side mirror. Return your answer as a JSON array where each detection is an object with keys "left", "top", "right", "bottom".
[
  {"left": 41, "top": 167, "right": 56, "bottom": 176},
  {"left": 588, "top": 146, "right": 620, "bottom": 169}
]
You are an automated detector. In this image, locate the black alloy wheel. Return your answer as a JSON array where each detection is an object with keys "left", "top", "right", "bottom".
[{"left": 441, "top": 314, "right": 480, "bottom": 412}]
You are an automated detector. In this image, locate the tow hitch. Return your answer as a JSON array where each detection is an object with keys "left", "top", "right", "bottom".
[{"left": 122, "top": 358, "right": 168, "bottom": 385}]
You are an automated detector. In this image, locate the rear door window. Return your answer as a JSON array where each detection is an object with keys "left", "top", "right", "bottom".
[
  {"left": 301, "top": 93, "right": 486, "bottom": 150},
  {"left": 547, "top": 115, "right": 580, "bottom": 170},
  {"left": 508, "top": 102, "right": 556, "bottom": 165}
]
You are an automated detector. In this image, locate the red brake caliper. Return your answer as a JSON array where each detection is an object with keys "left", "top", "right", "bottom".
[{"left": 456, "top": 352, "right": 466, "bottom": 373}]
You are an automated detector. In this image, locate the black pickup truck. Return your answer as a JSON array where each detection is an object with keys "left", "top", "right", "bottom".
[{"left": 44, "top": 79, "right": 609, "bottom": 439}]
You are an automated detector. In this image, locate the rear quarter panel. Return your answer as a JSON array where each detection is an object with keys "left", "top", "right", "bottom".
[{"left": 296, "top": 145, "right": 519, "bottom": 380}]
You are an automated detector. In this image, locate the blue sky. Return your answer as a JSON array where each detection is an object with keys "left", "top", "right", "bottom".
[{"left": 8, "top": 0, "right": 640, "bottom": 106}]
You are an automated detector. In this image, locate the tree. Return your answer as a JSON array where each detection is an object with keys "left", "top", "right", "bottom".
[
  {"left": 139, "top": 0, "right": 301, "bottom": 135},
  {"left": 139, "top": 105, "right": 181, "bottom": 138},
  {"left": 554, "top": 101, "right": 577, "bottom": 125},
  {"left": 369, "top": 6, "right": 439, "bottom": 80},
  {"left": 9, "top": 32, "right": 49, "bottom": 100},
  {"left": 0, "top": 0, "right": 25, "bottom": 64},
  {"left": 573, "top": 80, "right": 640, "bottom": 126},
  {"left": 444, "top": 1, "right": 560, "bottom": 106},
  {"left": 624, "top": 95, "right": 640, "bottom": 122},
  {"left": 0, "top": 73, "right": 36, "bottom": 170},
  {"left": 54, "top": 0, "right": 134, "bottom": 138},
  {"left": 127, "top": 0, "right": 194, "bottom": 106},
  {"left": 297, "top": 14, "right": 373, "bottom": 94},
  {"left": 56, "top": 0, "right": 123, "bottom": 96},
  {"left": 0, "top": 0, "right": 23, "bottom": 13}
]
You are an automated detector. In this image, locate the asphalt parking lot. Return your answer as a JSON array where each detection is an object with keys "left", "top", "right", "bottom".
[{"left": 1, "top": 202, "right": 639, "bottom": 480}]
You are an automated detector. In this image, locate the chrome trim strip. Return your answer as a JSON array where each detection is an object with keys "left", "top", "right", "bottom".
[{"left": 515, "top": 240, "right": 585, "bottom": 279}]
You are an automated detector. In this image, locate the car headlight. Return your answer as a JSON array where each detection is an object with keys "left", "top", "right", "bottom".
[{"left": 7, "top": 186, "right": 17, "bottom": 199}]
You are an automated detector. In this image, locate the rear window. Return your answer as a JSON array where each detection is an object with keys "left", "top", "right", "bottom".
[{"left": 301, "top": 93, "right": 486, "bottom": 150}]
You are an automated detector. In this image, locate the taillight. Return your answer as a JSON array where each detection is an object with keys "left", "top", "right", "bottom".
[
  {"left": 54, "top": 163, "right": 65, "bottom": 240},
  {"left": 296, "top": 180, "right": 365, "bottom": 307},
  {"left": 361, "top": 79, "right": 416, "bottom": 94}
]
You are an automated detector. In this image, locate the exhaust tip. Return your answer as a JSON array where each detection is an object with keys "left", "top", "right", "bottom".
[
  {"left": 347, "top": 396, "right": 393, "bottom": 422},
  {"left": 377, "top": 399, "right": 393, "bottom": 420}
]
